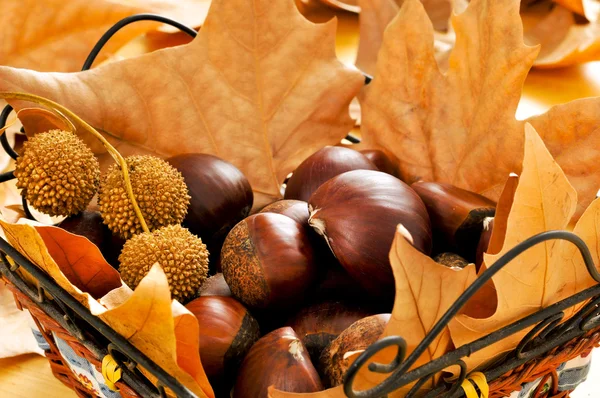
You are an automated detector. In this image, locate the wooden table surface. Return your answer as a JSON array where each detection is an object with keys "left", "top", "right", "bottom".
[{"left": 2, "top": 3, "right": 600, "bottom": 398}]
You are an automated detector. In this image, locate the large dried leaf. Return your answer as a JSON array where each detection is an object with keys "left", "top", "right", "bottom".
[
  {"left": 523, "top": 3, "right": 600, "bottom": 68},
  {"left": 448, "top": 125, "right": 592, "bottom": 371},
  {"left": 0, "top": 0, "right": 363, "bottom": 208},
  {"left": 360, "top": 0, "right": 600, "bottom": 218},
  {"left": 98, "top": 264, "right": 213, "bottom": 398},
  {"left": 271, "top": 226, "right": 476, "bottom": 397},
  {"left": 0, "top": 0, "right": 210, "bottom": 73}
]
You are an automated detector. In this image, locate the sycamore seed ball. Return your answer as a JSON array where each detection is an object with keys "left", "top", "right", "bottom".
[
  {"left": 14, "top": 130, "right": 100, "bottom": 217},
  {"left": 98, "top": 155, "right": 190, "bottom": 239},
  {"left": 119, "top": 225, "right": 209, "bottom": 302}
]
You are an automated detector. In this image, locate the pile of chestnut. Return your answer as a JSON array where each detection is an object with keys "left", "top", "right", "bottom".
[{"left": 63, "top": 146, "right": 497, "bottom": 397}]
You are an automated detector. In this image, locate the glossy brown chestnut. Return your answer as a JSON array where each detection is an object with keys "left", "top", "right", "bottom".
[
  {"left": 167, "top": 154, "right": 253, "bottom": 267},
  {"left": 286, "top": 301, "right": 373, "bottom": 364},
  {"left": 233, "top": 327, "right": 323, "bottom": 397},
  {"left": 284, "top": 146, "right": 377, "bottom": 202},
  {"left": 185, "top": 296, "right": 260, "bottom": 383},
  {"left": 221, "top": 213, "right": 318, "bottom": 310},
  {"left": 260, "top": 199, "right": 310, "bottom": 227},
  {"left": 411, "top": 181, "right": 496, "bottom": 262},
  {"left": 319, "top": 313, "right": 391, "bottom": 387},
  {"left": 360, "top": 149, "right": 397, "bottom": 177},
  {"left": 308, "top": 170, "right": 432, "bottom": 298},
  {"left": 59, "top": 210, "right": 124, "bottom": 269},
  {"left": 198, "top": 273, "right": 232, "bottom": 297},
  {"left": 434, "top": 252, "right": 469, "bottom": 269}
]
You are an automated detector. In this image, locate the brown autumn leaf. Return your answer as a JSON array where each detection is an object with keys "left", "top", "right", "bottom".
[
  {"left": 35, "top": 226, "right": 122, "bottom": 299},
  {"left": 0, "top": 0, "right": 210, "bottom": 73},
  {"left": 355, "top": 0, "right": 456, "bottom": 76},
  {"left": 360, "top": 0, "right": 600, "bottom": 218},
  {"left": 98, "top": 264, "right": 214, "bottom": 398},
  {"left": 271, "top": 226, "right": 476, "bottom": 397},
  {"left": 523, "top": 2, "right": 600, "bottom": 68},
  {"left": 448, "top": 124, "right": 596, "bottom": 371},
  {"left": 0, "top": 0, "right": 363, "bottom": 209}
]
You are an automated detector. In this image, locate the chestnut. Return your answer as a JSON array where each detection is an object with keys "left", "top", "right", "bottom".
[
  {"left": 411, "top": 181, "right": 496, "bottom": 262},
  {"left": 308, "top": 170, "right": 432, "bottom": 299},
  {"left": 319, "top": 313, "right": 391, "bottom": 387},
  {"left": 260, "top": 199, "right": 310, "bottom": 227},
  {"left": 312, "top": 263, "right": 368, "bottom": 304},
  {"left": 221, "top": 213, "right": 318, "bottom": 310},
  {"left": 185, "top": 296, "right": 260, "bottom": 384},
  {"left": 284, "top": 146, "right": 377, "bottom": 202},
  {"left": 434, "top": 252, "right": 469, "bottom": 269},
  {"left": 167, "top": 154, "right": 253, "bottom": 268},
  {"left": 198, "top": 273, "right": 232, "bottom": 297},
  {"left": 59, "top": 210, "right": 124, "bottom": 269},
  {"left": 233, "top": 327, "right": 323, "bottom": 397},
  {"left": 360, "top": 149, "right": 397, "bottom": 177},
  {"left": 286, "top": 301, "right": 373, "bottom": 365},
  {"left": 261, "top": 199, "right": 340, "bottom": 272}
]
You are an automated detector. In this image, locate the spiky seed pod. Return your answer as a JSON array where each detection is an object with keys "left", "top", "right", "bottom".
[
  {"left": 98, "top": 155, "right": 190, "bottom": 239},
  {"left": 14, "top": 130, "right": 100, "bottom": 217},
  {"left": 119, "top": 225, "right": 209, "bottom": 302}
]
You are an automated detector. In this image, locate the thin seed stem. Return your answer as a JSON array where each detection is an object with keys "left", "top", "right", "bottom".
[{"left": 0, "top": 92, "right": 150, "bottom": 234}]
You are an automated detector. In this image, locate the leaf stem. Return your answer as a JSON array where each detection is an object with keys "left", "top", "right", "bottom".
[{"left": 0, "top": 92, "right": 150, "bottom": 234}]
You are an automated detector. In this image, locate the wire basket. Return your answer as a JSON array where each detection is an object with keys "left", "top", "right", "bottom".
[{"left": 1, "top": 14, "right": 600, "bottom": 398}]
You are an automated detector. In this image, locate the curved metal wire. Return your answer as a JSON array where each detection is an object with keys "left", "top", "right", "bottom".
[
  {"left": 81, "top": 14, "right": 198, "bottom": 71},
  {"left": 344, "top": 230, "right": 600, "bottom": 397},
  {"left": 0, "top": 105, "right": 20, "bottom": 160}
]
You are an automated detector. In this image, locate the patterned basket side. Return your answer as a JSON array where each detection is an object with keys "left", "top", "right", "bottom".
[
  {"left": 3, "top": 278, "right": 140, "bottom": 398},
  {"left": 489, "top": 331, "right": 600, "bottom": 397}
]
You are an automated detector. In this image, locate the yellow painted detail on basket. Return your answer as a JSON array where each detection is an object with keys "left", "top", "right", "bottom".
[
  {"left": 461, "top": 372, "right": 489, "bottom": 398},
  {"left": 102, "top": 355, "right": 122, "bottom": 391}
]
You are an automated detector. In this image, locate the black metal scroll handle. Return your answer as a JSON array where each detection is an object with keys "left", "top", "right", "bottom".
[{"left": 343, "top": 230, "right": 600, "bottom": 398}]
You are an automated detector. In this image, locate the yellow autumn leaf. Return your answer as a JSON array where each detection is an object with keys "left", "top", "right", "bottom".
[
  {"left": 98, "top": 264, "right": 213, "bottom": 398},
  {"left": 523, "top": 3, "right": 600, "bottom": 68},
  {"left": 448, "top": 124, "right": 595, "bottom": 371}
]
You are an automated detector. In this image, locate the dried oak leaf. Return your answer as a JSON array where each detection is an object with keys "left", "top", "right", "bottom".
[
  {"left": 448, "top": 125, "right": 600, "bottom": 371},
  {"left": 270, "top": 226, "right": 476, "bottom": 397},
  {"left": 0, "top": 0, "right": 211, "bottom": 72},
  {"left": 523, "top": 3, "right": 600, "bottom": 68},
  {"left": 360, "top": 0, "right": 600, "bottom": 218},
  {"left": 355, "top": 0, "right": 457, "bottom": 76},
  {"left": 0, "top": 0, "right": 363, "bottom": 208}
]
